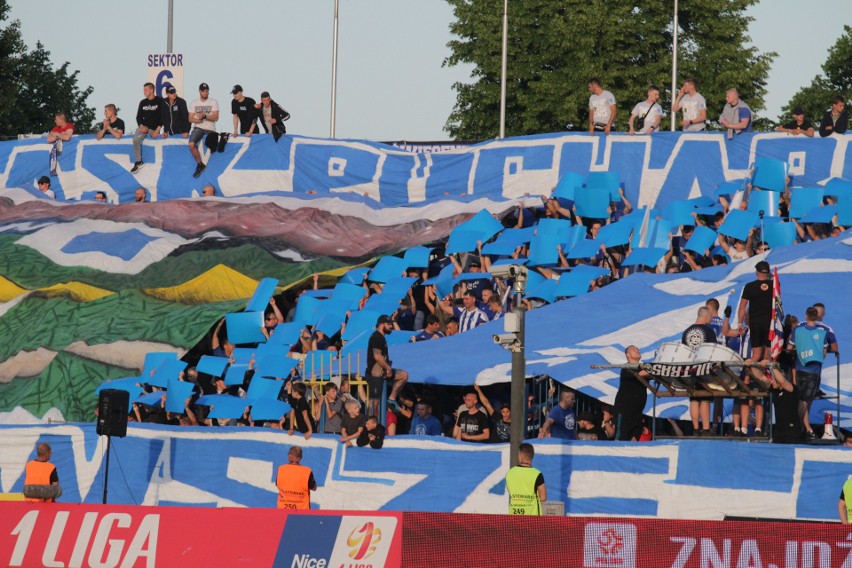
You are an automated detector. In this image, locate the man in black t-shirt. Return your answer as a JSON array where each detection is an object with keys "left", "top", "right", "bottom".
[
  {"left": 776, "top": 106, "right": 814, "bottom": 137},
  {"left": 681, "top": 307, "right": 718, "bottom": 349},
  {"left": 576, "top": 411, "right": 608, "bottom": 440},
  {"left": 738, "top": 261, "right": 773, "bottom": 362},
  {"left": 366, "top": 315, "right": 409, "bottom": 415},
  {"left": 615, "top": 345, "right": 648, "bottom": 441},
  {"left": 96, "top": 104, "right": 125, "bottom": 140},
  {"left": 682, "top": 307, "right": 718, "bottom": 434},
  {"left": 230, "top": 85, "right": 258, "bottom": 137},
  {"left": 453, "top": 391, "right": 491, "bottom": 443}
]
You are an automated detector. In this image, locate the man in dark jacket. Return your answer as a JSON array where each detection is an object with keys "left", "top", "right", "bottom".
[
  {"left": 161, "top": 86, "right": 191, "bottom": 138},
  {"left": 257, "top": 91, "right": 290, "bottom": 141},
  {"left": 819, "top": 96, "right": 848, "bottom": 137}
]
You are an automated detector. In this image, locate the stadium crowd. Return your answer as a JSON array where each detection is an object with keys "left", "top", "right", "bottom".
[{"left": 35, "top": 79, "right": 849, "bottom": 445}]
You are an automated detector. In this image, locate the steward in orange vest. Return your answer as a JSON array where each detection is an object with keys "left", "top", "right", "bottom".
[
  {"left": 276, "top": 446, "right": 316, "bottom": 510},
  {"left": 24, "top": 443, "right": 59, "bottom": 503}
]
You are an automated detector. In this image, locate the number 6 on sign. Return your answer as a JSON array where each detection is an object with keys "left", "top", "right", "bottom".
[{"left": 155, "top": 70, "right": 174, "bottom": 99}]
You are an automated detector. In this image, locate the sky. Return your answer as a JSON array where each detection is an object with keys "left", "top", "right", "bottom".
[{"left": 8, "top": 0, "right": 851, "bottom": 141}]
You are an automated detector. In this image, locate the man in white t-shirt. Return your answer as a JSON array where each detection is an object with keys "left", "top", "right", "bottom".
[
  {"left": 629, "top": 86, "right": 663, "bottom": 135},
  {"left": 37, "top": 176, "right": 56, "bottom": 199},
  {"left": 673, "top": 78, "right": 707, "bottom": 132},
  {"left": 588, "top": 78, "right": 617, "bottom": 136},
  {"left": 188, "top": 82, "right": 220, "bottom": 178}
]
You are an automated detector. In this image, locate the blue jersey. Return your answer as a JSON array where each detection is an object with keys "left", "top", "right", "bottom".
[
  {"left": 410, "top": 415, "right": 443, "bottom": 436},
  {"left": 789, "top": 324, "right": 832, "bottom": 374},
  {"left": 709, "top": 315, "right": 724, "bottom": 344},
  {"left": 725, "top": 325, "right": 752, "bottom": 359},
  {"left": 547, "top": 404, "right": 576, "bottom": 440}
]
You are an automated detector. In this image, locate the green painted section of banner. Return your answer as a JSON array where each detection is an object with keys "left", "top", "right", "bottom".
[{"left": 0, "top": 235, "right": 350, "bottom": 290}]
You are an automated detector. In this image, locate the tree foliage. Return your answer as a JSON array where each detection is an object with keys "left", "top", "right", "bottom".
[
  {"left": 444, "top": 0, "right": 775, "bottom": 139},
  {"left": 0, "top": 2, "right": 95, "bottom": 137},
  {"left": 780, "top": 25, "right": 851, "bottom": 125}
]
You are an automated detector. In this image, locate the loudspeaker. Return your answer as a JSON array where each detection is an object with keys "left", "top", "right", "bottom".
[{"left": 96, "top": 389, "right": 129, "bottom": 438}]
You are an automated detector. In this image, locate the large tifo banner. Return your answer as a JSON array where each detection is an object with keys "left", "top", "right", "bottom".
[
  {"left": 1, "top": 132, "right": 849, "bottom": 207},
  {"left": 1, "top": 424, "right": 850, "bottom": 522}
]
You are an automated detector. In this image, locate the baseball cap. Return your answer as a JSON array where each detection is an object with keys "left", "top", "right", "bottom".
[
  {"left": 376, "top": 315, "right": 393, "bottom": 326},
  {"left": 165, "top": 86, "right": 176, "bottom": 94},
  {"left": 578, "top": 411, "right": 596, "bottom": 423},
  {"left": 230, "top": 84, "right": 243, "bottom": 95},
  {"left": 260, "top": 91, "right": 270, "bottom": 99},
  {"left": 37, "top": 175, "right": 50, "bottom": 185},
  {"left": 792, "top": 106, "right": 804, "bottom": 115},
  {"left": 198, "top": 82, "right": 209, "bottom": 91},
  {"left": 755, "top": 261, "right": 771, "bottom": 273}
]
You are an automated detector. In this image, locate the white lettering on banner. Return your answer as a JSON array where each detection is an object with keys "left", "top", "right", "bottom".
[
  {"left": 9, "top": 511, "right": 38, "bottom": 567},
  {"left": 71, "top": 512, "right": 99, "bottom": 568},
  {"left": 89, "top": 513, "right": 132, "bottom": 568},
  {"left": 668, "top": 536, "right": 852, "bottom": 568},
  {"left": 329, "top": 157, "right": 346, "bottom": 177},
  {"left": 291, "top": 554, "right": 327, "bottom": 568},
  {"left": 5, "top": 510, "right": 159, "bottom": 568},
  {"left": 670, "top": 537, "right": 696, "bottom": 568},
  {"left": 802, "top": 541, "right": 832, "bottom": 568},
  {"left": 43, "top": 511, "right": 69, "bottom": 567},
  {"left": 700, "top": 537, "right": 731, "bottom": 567}
]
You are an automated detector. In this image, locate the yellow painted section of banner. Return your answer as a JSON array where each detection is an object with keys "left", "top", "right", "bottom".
[
  {"left": 38, "top": 282, "right": 114, "bottom": 303},
  {"left": 142, "top": 264, "right": 259, "bottom": 304},
  {"left": 0, "top": 275, "right": 29, "bottom": 302}
]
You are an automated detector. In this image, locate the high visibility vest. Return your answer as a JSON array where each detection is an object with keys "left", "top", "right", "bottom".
[
  {"left": 24, "top": 460, "right": 56, "bottom": 503},
  {"left": 844, "top": 478, "right": 852, "bottom": 521},
  {"left": 505, "top": 465, "right": 542, "bottom": 515},
  {"left": 794, "top": 325, "right": 826, "bottom": 366},
  {"left": 276, "top": 464, "right": 312, "bottom": 510}
]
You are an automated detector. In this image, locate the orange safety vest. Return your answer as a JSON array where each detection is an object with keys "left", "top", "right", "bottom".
[
  {"left": 24, "top": 460, "right": 57, "bottom": 503},
  {"left": 276, "top": 464, "right": 312, "bottom": 510}
]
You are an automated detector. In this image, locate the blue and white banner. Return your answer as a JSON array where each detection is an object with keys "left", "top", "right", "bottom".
[
  {"left": 391, "top": 233, "right": 852, "bottom": 427},
  {"left": 1, "top": 423, "right": 848, "bottom": 521},
  {"left": 2, "top": 132, "right": 849, "bottom": 209}
]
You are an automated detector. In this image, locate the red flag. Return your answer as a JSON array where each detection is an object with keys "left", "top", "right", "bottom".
[{"left": 768, "top": 267, "right": 784, "bottom": 361}]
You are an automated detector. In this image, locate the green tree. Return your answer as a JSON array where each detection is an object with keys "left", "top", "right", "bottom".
[
  {"left": 780, "top": 25, "right": 851, "bottom": 126},
  {"left": 444, "top": 0, "right": 775, "bottom": 139},
  {"left": 0, "top": 2, "right": 95, "bottom": 137}
]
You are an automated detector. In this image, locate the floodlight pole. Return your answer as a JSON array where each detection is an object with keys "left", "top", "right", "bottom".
[
  {"left": 330, "top": 0, "right": 340, "bottom": 138},
  {"left": 167, "top": 0, "right": 174, "bottom": 53},
  {"left": 670, "top": 0, "right": 679, "bottom": 131},
  {"left": 499, "top": 0, "right": 508, "bottom": 139}
]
